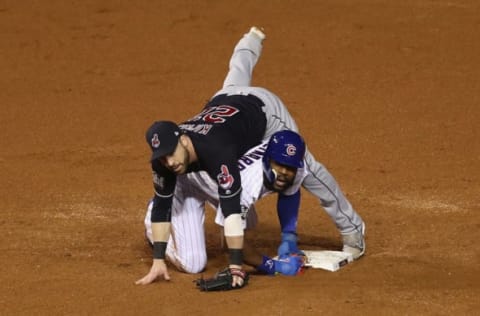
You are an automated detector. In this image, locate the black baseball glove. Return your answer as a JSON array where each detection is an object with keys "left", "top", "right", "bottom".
[{"left": 195, "top": 267, "right": 249, "bottom": 291}]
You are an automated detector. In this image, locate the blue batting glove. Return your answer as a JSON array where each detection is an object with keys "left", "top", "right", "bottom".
[
  {"left": 257, "top": 256, "right": 276, "bottom": 275},
  {"left": 277, "top": 232, "right": 301, "bottom": 257},
  {"left": 275, "top": 254, "right": 304, "bottom": 276},
  {"left": 257, "top": 255, "right": 304, "bottom": 276}
]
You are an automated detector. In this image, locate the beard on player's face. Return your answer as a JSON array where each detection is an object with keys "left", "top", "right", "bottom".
[
  {"left": 272, "top": 175, "right": 294, "bottom": 191},
  {"left": 161, "top": 141, "right": 190, "bottom": 174},
  {"left": 269, "top": 161, "right": 297, "bottom": 192}
]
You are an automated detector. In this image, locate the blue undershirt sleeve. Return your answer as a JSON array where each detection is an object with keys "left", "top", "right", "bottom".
[{"left": 276, "top": 190, "right": 300, "bottom": 233}]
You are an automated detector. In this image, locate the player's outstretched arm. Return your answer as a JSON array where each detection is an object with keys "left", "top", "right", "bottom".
[
  {"left": 135, "top": 259, "right": 171, "bottom": 285},
  {"left": 136, "top": 221, "right": 172, "bottom": 285}
]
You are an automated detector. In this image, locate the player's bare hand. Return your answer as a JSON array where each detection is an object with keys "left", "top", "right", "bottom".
[
  {"left": 135, "top": 259, "right": 171, "bottom": 285},
  {"left": 232, "top": 275, "right": 244, "bottom": 287},
  {"left": 229, "top": 264, "right": 244, "bottom": 288}
]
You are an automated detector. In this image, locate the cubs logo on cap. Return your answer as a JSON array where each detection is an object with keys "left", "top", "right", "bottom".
[
  {"left": 286, "top": 144, "right": 297, "bottom": 156},
  {"left": 145, "top": 121, "right": 182, "bottom": 161}
]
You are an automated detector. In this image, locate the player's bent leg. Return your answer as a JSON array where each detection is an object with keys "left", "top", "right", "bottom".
[
  {"left": 301, "top": 151, "right": 366, "bottom": 259},
  {"left": 168, "top": 193, "right": 209, "bottom": 273},
  {"left": 220, "top": 27, "right": 265, "bottom": 89},
  {"left": 166, "top": 240, "right": 207, "bottom": 273},
  {"left": 143, "top": 192, "right": 209, "bottom": 273}
]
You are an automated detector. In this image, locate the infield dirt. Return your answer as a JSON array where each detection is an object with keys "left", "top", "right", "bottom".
[{"left": 1, "top": 1, "right": 479, "bottom": 315}]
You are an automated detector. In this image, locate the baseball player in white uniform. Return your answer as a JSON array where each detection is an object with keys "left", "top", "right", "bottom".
[{"left": 144, "top": 130, "right": 309, "bottom": 274}]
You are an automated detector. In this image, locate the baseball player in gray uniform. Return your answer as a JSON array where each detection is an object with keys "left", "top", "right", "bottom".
[{"left": 215, "top": 27, "right": 365, "bottom": 256}]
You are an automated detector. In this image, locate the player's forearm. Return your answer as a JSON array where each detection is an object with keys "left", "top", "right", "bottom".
[
  {"left": 152, "top": 222, "right": 171, "bottom": 242},
  {"left": 224, "top": 213, "right": 244, "bottom": 249},
  {"left": 277, "top": 191, "right": 300, "bottom": 232},
  {"left": 225, "top": 235, "right": 243, "bottom": 249},
  {"left": 224, "top": 214, "right": 244, "bottom": 266},
  {"left": 151, "top": 222, "right": 170, "bottom": 260},
  {"left": 226, "top": 235, "right": 244, "bottom": 268}
]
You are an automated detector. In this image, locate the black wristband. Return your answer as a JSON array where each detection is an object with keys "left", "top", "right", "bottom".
[
  {"left": 153, "top": 241, "right": 167, "bottom": 259},
  {"left": 228, "top": 248, "right": 243, "bottom": 265}
]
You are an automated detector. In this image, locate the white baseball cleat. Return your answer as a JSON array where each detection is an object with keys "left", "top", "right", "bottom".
[
  {"left": 342, "top": 223, "right": 366, "bottom": 260},
  {"left": 248, "top": 26, "right": 266, "bottom": 41}
]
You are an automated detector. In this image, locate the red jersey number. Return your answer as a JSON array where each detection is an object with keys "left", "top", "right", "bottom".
[{"left": 194, "top": 105, "right": 240, "bottom": 124}]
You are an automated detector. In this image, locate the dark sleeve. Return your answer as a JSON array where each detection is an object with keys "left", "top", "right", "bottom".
[
  {"left": 205, "top": 149, "right": 242, "bottom": 218},
  {"left": 276, "top": 190, "right": 301, "bottom": 233},
  {"left": 150, "top": 162, "right": 176, "bottom": 223}
]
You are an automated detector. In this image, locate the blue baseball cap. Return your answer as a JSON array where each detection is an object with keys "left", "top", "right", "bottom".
[{"left": 263, "top": 130, "right": 305, "bottom": 169}]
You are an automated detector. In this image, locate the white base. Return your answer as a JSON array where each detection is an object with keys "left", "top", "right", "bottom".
[{"left": 302, "top": 250, "right": 354, "bottom": 272}]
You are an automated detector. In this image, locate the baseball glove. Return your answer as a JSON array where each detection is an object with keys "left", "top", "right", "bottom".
[{"left": 195, "top": 267, "right": 249, "bottom": 291}]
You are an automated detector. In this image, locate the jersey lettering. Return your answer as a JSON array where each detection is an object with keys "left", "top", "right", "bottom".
[
  {"left": 203, "top": 105, "right": 239, "bottom": 123},
  {"left": 179, "top": 123, "right": 212, "bottom": 135},
  {"left": 189, "top": 107, "right": 213, "bottom": 122},
  {"left": 182, "top": 105, "right": 240, "bottom": 136},
  {"left": 238, "top": 156, "right": 254, "bottom": 169},
  {"left": 237, "top": 144, "right": 268, "bottom": 171},
  {"left": 189, "top": 105, "right": 240, "bottom": 124}
]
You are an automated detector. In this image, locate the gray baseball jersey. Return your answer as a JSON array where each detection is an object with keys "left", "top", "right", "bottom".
[{"left": 215, "top": 29, "right": 364, "bottom": 235}]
